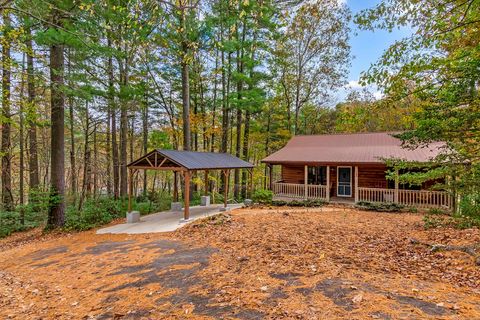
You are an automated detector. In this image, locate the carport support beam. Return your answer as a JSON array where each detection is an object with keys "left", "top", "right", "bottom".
[
  {"left": 204, "top": 170, "right": 209, "bottom": 196},
  {"left": 128, "top": 168, "right": 133, "bottom": 212},
  {"left": 184, "top": 170, "right": 190, "bottom": 220},
  {"left": 173, "top": 171, "right": 178, "bottom": 202},
  {"left": 223, "top": 169, "right": 230, "bottom": 208},
  {"left": 248, "top": 169, "right": 254, "bottom": 198}
]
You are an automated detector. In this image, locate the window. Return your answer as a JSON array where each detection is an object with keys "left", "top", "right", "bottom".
[
  {"left": 387, "top": 169, "right": 421, "bottom": 190},
  {"left": 307, "top": 166, "right": 327, "bottom": 185}
]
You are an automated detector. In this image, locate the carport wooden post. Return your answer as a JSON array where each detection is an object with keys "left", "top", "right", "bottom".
[
  {"left": 223, "top": 169, "right": 230, "bottom": 208},
  {"left": 173, "top": 171, "right": 178, "bottom": 202},
  {"left": 183, "top": 170, "right": 190, "bottom": 220},
  {"left": 204, "top": 170, "right": 209, "bottom": 196},
  {"left": 248, "top": 168, "right": 254, "bottom": 198},
  {"left": 128, "top": 168, "right": 134, "bottom": 212}
]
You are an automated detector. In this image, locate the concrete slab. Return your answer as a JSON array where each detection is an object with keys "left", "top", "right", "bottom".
[{"left": 96, "top": 204, "right": 243, "bottom": 235}]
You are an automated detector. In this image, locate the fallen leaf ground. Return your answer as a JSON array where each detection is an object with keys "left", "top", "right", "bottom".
[{"left": 1, "top": 206, "right": 479, "bottom": 319}]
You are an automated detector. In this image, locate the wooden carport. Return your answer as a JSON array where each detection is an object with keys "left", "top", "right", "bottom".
[{"left": 127, "top": 149, "right": 254, "bottom": 220}]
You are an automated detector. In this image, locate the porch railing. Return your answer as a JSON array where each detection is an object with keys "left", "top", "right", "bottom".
[
  {"left": 358, "top": 187, "right": 395, "bottom": 203},
  {"left": 398, "top": 189, "right": 452, "bottom": 209},
  {"left": 272, "top": 183, "right": 451, "bottom": 209},
  {"left": 272, "top": 182, "right": 327, "bottom": 200},
  {"left": 306, "top": 184, "right": 327, "bottom": 200},
  {"left": 358, "top": 187, "right": 451, "bottom": 209}
]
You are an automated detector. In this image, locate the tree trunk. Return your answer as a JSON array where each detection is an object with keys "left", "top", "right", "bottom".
[
  {"left": 142, "top": 91, "right": 148, "bottom": 197},
  {"left": 26, "top": 27, "right": 39, "bottom": 194},
  {"left": 67, "top": 49, "right": 77, "bottom": 198},
  {"left": 1, "top": 12, "right": 13, "bottom": 211},
  {"left": 220, "top": 44, "right": 228, "bottom": 154},
  {"left": 129, "top": 114, "right": 135, "bottom": 163},
  {"left": 181, "top": 7, "right": 191, "bottom": 151},
  {"left": 241, "top": 110, "right": 250, "bottom": 197},
  {"left": 108, "top": 35, "right": 119, "bottom": 199},
  {"left": 48, "top": 40, "right": 66, "bottom": 227},
  {"left": 79, "top": 103, "right": 91, "bottom": 209},
  {"left": 19, "top": 54, "right": 26, "bottom": 208},
  {"left": 93, "top": 123, "right": 98, "bottom": 197},
  {"left": 119, "top": 55, "right": 128, "bottom": 198},
  {"left": 234, "top": 23, "right": 245, "bottom": 199},
  {"left": 210, "top": 50, "right": 219, "bottom": 153},
  {"left": 106, "top": 101, "right": 112, "bottom": 197}
]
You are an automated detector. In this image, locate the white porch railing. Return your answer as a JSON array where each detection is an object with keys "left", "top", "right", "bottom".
[
  {"left": 272, "top": 183, "right": 452, "bottom": 209},
  {"left": 358, "top": 187, "right": 452, "bottom": 209},
  {"left": 358, "top": 187, "right": 396, "bottom": 203},
  {"left": 272, "top": 182, "right": 327, "bottom": 200},
  {"left": 306, "top": 184, "right": 327, "bottom": 200},
  {"left": 397, "top": 189, "right": 452, "bottom": 209}
]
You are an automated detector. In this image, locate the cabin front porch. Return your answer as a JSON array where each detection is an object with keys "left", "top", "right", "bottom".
[{"left": 268, "top": 164, "right": 452, "bottom": 210}]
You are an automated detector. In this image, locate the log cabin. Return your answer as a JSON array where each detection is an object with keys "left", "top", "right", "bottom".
[{"left": 262, "top": 132, "right": 452, "bottom": 209}]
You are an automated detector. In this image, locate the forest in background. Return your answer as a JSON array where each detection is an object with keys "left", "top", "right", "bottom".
[{"left": 0, "top": 0, "right": 478, "bottom": 234}]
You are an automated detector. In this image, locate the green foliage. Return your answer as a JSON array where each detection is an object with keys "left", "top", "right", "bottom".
[
  {"left": 428, "top": 207, "right": 447, "bottom": 215},
  {"left": 356, "top": 0, "right": 480, "bottom": 206},
  {"left": 423, "top": 194, "right": 480, "bottom": 229},
  {"left": 0, "top": 211, "right": 27, "bottom": 238},
  {"left": 252, "top": 189, "right": 273, "bottom": 204},
  {"left": 0, "top": 190, "right": 51, "bottom": 238},
  {"left": 64, "top": 197, "right": 122, "bottom": 231},
  {"left": 422, "top": 214, "right": 448, "bottom": 229},
  {"left": 64, "top": 193, "right": 172, "bottom": 231},
  {"left": 458, "top": 193, "right": 480, "bottom": 223},
  {"left": 149, "top": 130, "right": 172, "bottom": 150},
  {"left": 272, "top": 199, "right": 325, "bottom": 207},
  {"left": 355, "top": 201, "right": 405, "bottom": 212}
]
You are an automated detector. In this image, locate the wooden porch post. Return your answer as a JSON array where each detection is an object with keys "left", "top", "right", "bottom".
[
  {"left": 184, "top": 170, "right": 190, "bottom": 220},
  {"left": 173, "top": 171, "right": 178, "bottom": 202},
  {"left": 248, "top": 169, "right": 254, "bottom": 198},
  {"left": 223, "top": 169, "right": 230, "bottom": 208},
  {"left": 326, "top": 165, "right": 330, "bottom": 202},
  {"left": 204, "top": 170, "right": 209, "bottom": 196},
  {"left": 354, "top": 166, "right": 359, "bottom": 203},
  {"left": 394, "top": 169, "right": 399, "bottom": 203},
  {"left": 128, "top": 168, "right": 133, "bottom": 212},
  {"left": 304, "top": 165, "right": 308, "bottom": 200}
]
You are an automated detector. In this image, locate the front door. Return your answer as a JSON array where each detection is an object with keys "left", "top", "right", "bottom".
[{"left": 337, "top": 167, "right": 352, "bottom": 197}]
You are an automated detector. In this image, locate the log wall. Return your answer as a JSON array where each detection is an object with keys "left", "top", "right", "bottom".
[{"left": 280, "top": 164, "right": 389, "bottom": 198}]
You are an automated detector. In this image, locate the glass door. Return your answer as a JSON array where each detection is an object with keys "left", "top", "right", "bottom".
[{"left": 337, "top": 167, "right": 352, "bottom": 197}]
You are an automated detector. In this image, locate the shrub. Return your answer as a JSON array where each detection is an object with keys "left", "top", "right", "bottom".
[
  {"left": 355, "top": 201, "right": 405, "bottom": 212},
  {"left": 0, "top": 191, "right": 51, "bottom": 238},
  {"left": 65, "top": 197, "right": 122, "bottom": 231},
  {"left": 428, "top": 207, "right": 447, "bottom": 215},
  {"left": 272, "top": 199, "right": 325, "bottom": 207},
  {"left": 423, "top": 214, "right": 450, "bottom": 229},
  {"left": 252, "top": 189, "right": 273, "bottom": 204},
  {"left": 422, "top": 193, "right": 480, "bottom": 229},
  {"left": 458, "top": 193, "right": 480, "bottom": 221},
  {"left": 424, "top": 193, "right": 480, "bottom": 230}
]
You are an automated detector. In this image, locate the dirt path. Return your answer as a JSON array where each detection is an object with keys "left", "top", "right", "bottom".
[{"left": 1, "top": 207, "right": 479, "bottom": 319}]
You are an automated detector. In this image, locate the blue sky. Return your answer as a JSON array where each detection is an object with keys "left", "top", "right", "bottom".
[{"left": 334, "top": 0, "right": 413, "bottom": 102}]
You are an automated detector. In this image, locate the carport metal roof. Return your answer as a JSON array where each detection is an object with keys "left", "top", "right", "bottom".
[{"left": 128, "top": 149, "right": 254, "bottom": 171}]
